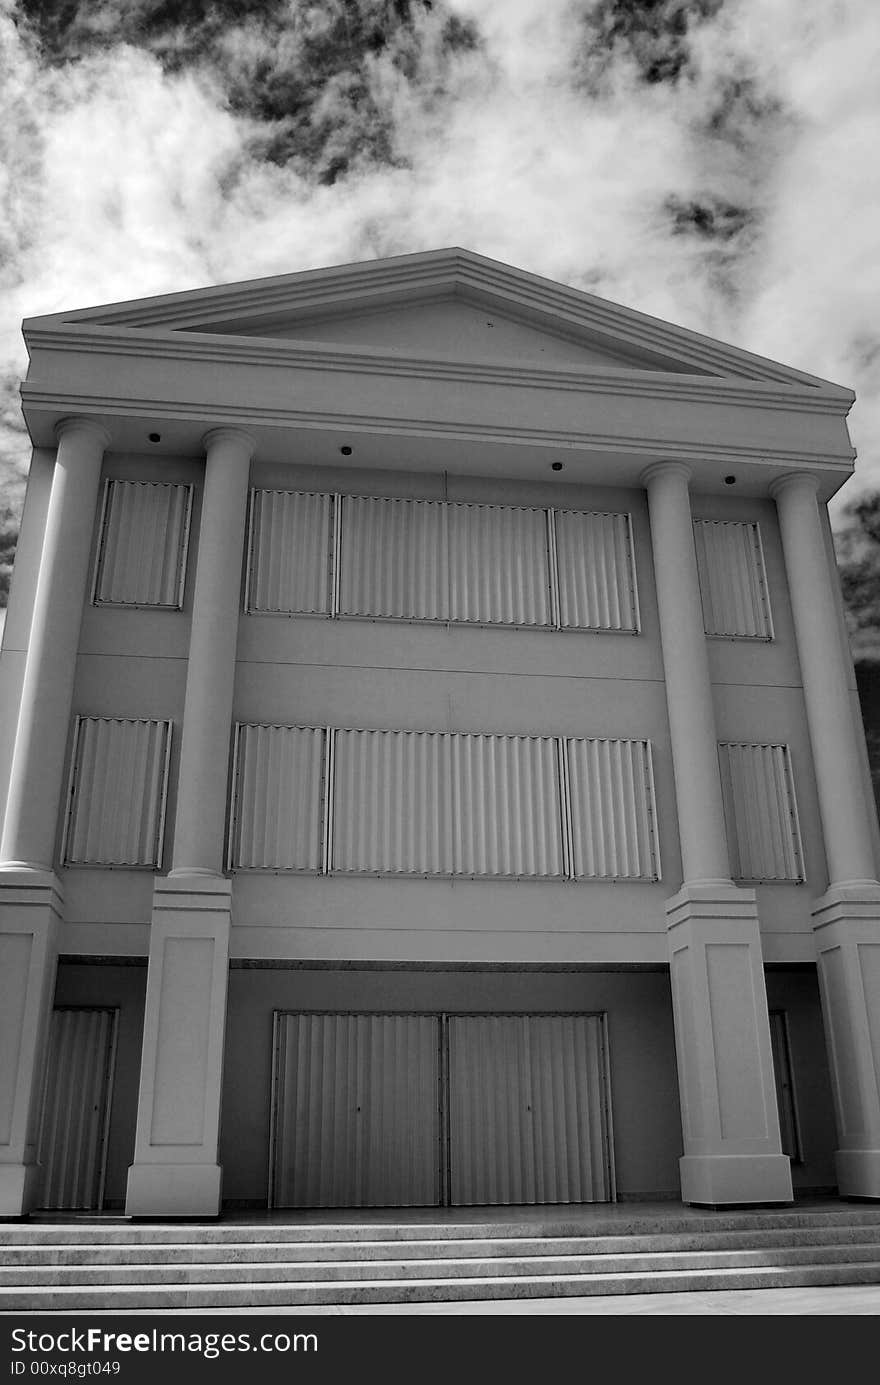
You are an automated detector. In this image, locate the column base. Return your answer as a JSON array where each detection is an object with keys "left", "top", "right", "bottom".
[
  {"left": 125, "top": 1162, "right": 223, "bottom": 1218},
  {"left": 666, "top": 882, "right": 793, "bottom": 1207},
  {"left": 0, "top": 871, "right": 63, "bottom": 1219},
  {"left": 680, "top": 1154, "right": 794, "bottom": 1207},
  {"left": 0, "top": 1162, "right": 44, "bottom": 1217},
  {"left": 813, "top": 882, "right": 880, "bottom": 1203},
  {"left": 835, "top": 1151, "right": 880, "bottom": 1200}
]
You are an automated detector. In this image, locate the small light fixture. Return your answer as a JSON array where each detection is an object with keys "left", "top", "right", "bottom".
[
  {"left": 724, "top": 474, "right": 736, "bottom": 485},
  {"left": 551, "top": 462, "right": 564, "bottom": 472},
  {"left": 148, "top": 432, "right": 161, "bottom": 443},
  {"left": 340, "top": 445, "right": 353, "bottom": 456}
]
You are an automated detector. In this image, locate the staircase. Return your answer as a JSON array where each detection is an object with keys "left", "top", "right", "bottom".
[{"left": 3, "top": 1206, "right": 880, "bottom": 1311}]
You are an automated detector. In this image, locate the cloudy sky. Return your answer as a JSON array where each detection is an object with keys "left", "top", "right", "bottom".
[{"left": 2, "top": 0, "right": 880, "bottom": 632}]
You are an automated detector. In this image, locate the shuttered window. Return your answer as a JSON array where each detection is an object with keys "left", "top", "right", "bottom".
[
  {"left": 226, "top": 723, "right": 660, "bottom": 882},
  {"left": 565, "top": 737, "right": 659, "bottom": 880},
  {"left": 61, "top": 717, "right": 172, "bottom": 867},
  {"left": 554, "top": 510, "right": 639, "bottom": 631},
  {"left": 693, "top": 519, "right": 773, "bottom": 638},
  {"left": 445, "top": 503, "right": 552, "bottom": 626},
  {"left": 246, "top": 490, "right": 333, "bottom": 615},
  {"left": 332, "top": 729, "right": 564, "bottom": 878},
  {"left": 228, "top": 724, "right": 327, "bottom": 871},
  {"left": 338, "top": 496, "right": 450, "bottom": 620},
  {"left": 93, "top": 480, "right": 192, "bottom": 609},
  {"left": 718, "top": 742, "right": 803, "bottom": 882},
  {"left": 247, "top": 488, "right": 638, "bottom": 632}
]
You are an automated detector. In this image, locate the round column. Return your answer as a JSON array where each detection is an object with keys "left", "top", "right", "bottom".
[
  {"left": 643, "top": 462, "right": 731, "bottom": 886},
  {"left": 771, "top": 471, "right": 877, "bottom": 887},
  {"left": 1, "top": 418, "right": 109, "bottom": 871},
  {"left": 171, "top": 428, "right": 254, "bottom": 876}
]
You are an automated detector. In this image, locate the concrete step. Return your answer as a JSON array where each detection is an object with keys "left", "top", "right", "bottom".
[
  {"left": 5, "top": 1223, "right": 880, "bottom": 1266},
  {"left": 4, "top": 1242, "right": 880, "bottom": 1288},
  {"left": 5, "top": 1207, "right": 880, "bottom": 1245},
  {"left": 4, "top": 1261, "right": 880, "bottom": 1311}
]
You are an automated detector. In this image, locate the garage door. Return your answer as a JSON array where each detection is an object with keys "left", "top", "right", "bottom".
[
  {"left": 270, "top": 1012, "right": 441, "bottom": 1208},
  {"left": 270, "top": 1010, "right": 612, "bottom": 1208},
  {"left": 448, "top": 1014, "right": 612, "bottom": 1206},
  {"left": 36, "top": 1007, "right": 118, "bottom": 1211}
]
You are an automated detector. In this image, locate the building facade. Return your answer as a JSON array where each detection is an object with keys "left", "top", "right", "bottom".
[{"left": 1, "top": 249, "right": 879, "bottom": 1218}]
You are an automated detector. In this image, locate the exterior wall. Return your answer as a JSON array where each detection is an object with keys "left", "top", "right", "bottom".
[
  {"left": 220, "top": 966, "right": 683, "bottom": 1206},
  {"left": 51, "top": 961, "right": 146, "bottom": 1209},
  {"left": 41, "top": 454, "right": 829, "bottom": 968}
]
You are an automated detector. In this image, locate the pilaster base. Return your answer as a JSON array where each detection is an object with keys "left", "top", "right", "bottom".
[
  {"left": 0, "top": 869, "right": 64, "bottom": 1216},
  {"left": 836, "top": 1151, "right": 880, "bottom": 1200},
  {"left": 680, "top": 1154, "right": 795, "bottom": 1207},
  {"left": 813, "top": 883, "right": 880, "bottom": 1201},
  {"left": 667, "top": 882, "right": 793, "bottom": 1208},
  {"left": 125, "top": 1163, "right": 223, "bottom": 1218},
  {"left": 125, "top": 874, "right": 231, "bottom": 1219},
  {"left": 0, "top": 1162, "right": 44, "bottom": 1219}
]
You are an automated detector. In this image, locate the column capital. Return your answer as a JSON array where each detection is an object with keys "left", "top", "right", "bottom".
[
  {"left": 201, "top": 427, "right": 256, "bottom": 458},
  {"left": 640, "top": 460, "right": 692, "bottom": 488},
  {"left": 768, "top": 470, "right": 821, "bottom": 501},
  {"left": 54, "top": 416, "right": 111, "bottom": 450}
]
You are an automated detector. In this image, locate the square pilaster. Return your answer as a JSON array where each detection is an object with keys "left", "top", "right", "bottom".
[
  {"left": 666, "top": 882, "right": 793, "bottom": 1206},
  {"left": 0, "top": 870, "right": 63, "bottom": 1215},
  {"left": 813, "top": 882, "right": 880, "bottom": 1199},
  {"left": 125, "top": 874, "right": 232, "bottom": 1217}
]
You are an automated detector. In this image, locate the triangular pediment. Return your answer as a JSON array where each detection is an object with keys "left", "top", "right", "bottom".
[
  {"left": 182, "top": 293, "right": 698, "bottom": 372},
  {"left": 22, "top": 248, "right": 853, "bottom": 397}
]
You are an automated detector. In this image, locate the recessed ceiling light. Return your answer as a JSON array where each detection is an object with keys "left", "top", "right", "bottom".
[
  {"left": 551, "top": 462, "right": 564, "bottom": 472},
  {"left": 724, "top": 474, "right": 736, "bottom": 485},
  {"left": 340, "top": 445, "right": 353, "bottom": 456}
]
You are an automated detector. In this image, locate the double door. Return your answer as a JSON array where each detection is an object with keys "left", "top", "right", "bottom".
[{"left": 270, "top": 1010, "right": 613, "bottom": 1208}]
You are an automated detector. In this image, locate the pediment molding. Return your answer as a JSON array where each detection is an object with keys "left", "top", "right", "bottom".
[{"left": 23, "top": 248, "right": 854, "bottom": 402}]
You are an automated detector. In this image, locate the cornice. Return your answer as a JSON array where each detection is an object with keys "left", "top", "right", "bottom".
[
  {"left": 19, "top": 386, "right": 857, "bottom": 472},
  {"left": 22, "top": 323, "right": 855, "bottom": 419}
]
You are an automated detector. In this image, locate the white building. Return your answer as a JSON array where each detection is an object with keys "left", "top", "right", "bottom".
[{"left": 1, "top": 248, "right": 879, "bottom": 1218}]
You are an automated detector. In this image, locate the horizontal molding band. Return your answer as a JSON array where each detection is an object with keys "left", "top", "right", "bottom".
[
  {"left": 20, "top": 390, "right": 856, "bottom": 469},
  {"left": 23, "top": 325, "right": 854, "bottom": 415}
]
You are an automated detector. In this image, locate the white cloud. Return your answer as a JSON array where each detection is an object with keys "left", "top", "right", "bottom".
[{"left": 1, "top": 0, "right": 879, "bottom": 550}]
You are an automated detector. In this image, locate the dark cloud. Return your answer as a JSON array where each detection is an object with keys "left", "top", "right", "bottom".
[
  {"left": 573, "top": 0, "right": 725, "bottom": 88},
  {"left": 0, "top": 505, "right": 18, "bottom": 612},
  {"left": 15, "top": 0, "right": 482, "bottom": 183},
  {"left": 700, "top": 71, "right": 785, "bottom": 148},
  {"left": 665, "top": 194, "right": 753, "bottom": 241},
  {"left": 570, "top": 2, "right": 788, "bottom": 309},
  {"left": 855, "top": 664, "right": 880, "bottom": 814},
  {"left": 834, "top": 492, "right": 880, "bottom": 664}
]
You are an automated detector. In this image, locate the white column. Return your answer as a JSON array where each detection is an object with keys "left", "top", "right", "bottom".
[
  {"left": 644, "top": 462, "right": 791, "bottom": 1206},
  {"left": 644, "top": 463, "right": 730, "bottom": 885},
  {"left": 126, "top": 428, "right": 253, "bottom": 1217},
  {"left": 0, "top": 418, "right": 107, "bottom": 1214},
  {"left": 773, "top": 470, "right": 880, "bottom": 1197},
  {"left": 1, "top": 418, "right": 108, "bottom": 870},
  {"left": 772, "top": 473, "right": 876, "bottom": 886},
  {"left": 172, "top": 428, "right": 255, "bottom": 875}
]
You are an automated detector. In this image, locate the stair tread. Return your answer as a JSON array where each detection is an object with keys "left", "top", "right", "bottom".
[{"left": 5, "top": 1262, "right": 880, "bottom": 1300}]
